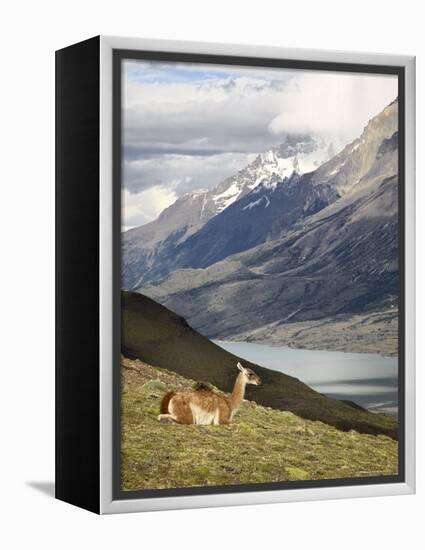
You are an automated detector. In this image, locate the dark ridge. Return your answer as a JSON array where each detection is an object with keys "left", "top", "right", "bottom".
[{"left": 341, "top": 400, "right": 368, "bottom": 412}]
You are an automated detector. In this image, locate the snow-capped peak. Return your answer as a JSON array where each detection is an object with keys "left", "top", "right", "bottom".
[{"left": 209, "top": 134, "right": 335, "bottom": 214}]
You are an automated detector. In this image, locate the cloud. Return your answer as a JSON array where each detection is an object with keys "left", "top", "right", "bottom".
[
  {"left": 268, "top": 71, "right": 397, "bottom": 141},
  {"left": 124, "top": 152, "right": 256, "bottom": 194},
  {"left": 122, "top": 186, "right": 178, "bottom": 231},
  {"left": 123, "top": 76, "right": 290, "bottom": 162},
  {"left": 122, "top": 60, "right": 398, "bottom": 225},
  {"left": 123, "top": 59, "right": 294, "bottom": 86}
]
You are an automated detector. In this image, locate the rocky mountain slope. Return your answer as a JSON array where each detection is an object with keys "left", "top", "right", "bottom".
[
  {"left": 151, "top": 171, "right": 339, "bottom": 273},
  {"left": 309, "top": 99, "right": 399, "bottom": 195},
  {"left": 142, "top": 101, "right": 397, "bottom": 276},
  {"left": 121, "top": 355, "right": 398, "bottom": 491},
  {"left": 122, "top": 291, "right": 397, "bottom": 438},
  {"left": 140, "top": 102, "right": 399, "bottom": 355},
  {"left": 122, "top": 134, "right": 335, "bottom": 288}
]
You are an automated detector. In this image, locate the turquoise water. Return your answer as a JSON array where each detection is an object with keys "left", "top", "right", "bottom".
[{"left": 213, "top": 340, "right": 398, "bottom": 415}]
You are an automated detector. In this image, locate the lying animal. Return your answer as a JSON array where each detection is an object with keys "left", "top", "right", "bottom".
[{"left": 158, "top": 362, "right": 261, "bottom": 425}]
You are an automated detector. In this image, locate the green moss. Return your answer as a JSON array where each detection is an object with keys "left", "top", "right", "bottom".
[
  {"left": 286, "top": 467, "right": 310, "bottom": 480},
  {"left": 142, "top": 379, "right": 167, "bottom": 395}
]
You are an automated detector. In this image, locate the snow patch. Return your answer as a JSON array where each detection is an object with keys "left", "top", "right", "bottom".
[
  {"left": 208, "top": 135, "right": 338, "bottom": 214},
  {"left": 212, "top": 182, "right": 245, "bottom": 212},
  {"left": 242, "top": 195, "right": 271, "bottom": 211},
  {"left": 281, "top": 308, "right": 302, "bottom": 322}
]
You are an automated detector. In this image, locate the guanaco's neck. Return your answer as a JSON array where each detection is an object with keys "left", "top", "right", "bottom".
[{"left": 229, "top": 373, "right": 247, "bottom": 412}]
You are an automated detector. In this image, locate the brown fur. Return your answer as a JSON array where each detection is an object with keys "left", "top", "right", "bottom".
[
  {"left": 160, "top": 391, "right": 176, "bottom": 414},
  {"left": 158, "top": 363, "right": 261, "bottom": 425}
]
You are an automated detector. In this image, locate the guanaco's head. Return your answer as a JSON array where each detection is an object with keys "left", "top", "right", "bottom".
[{"left": 237, "top": 362, "right": 261, "bottom": 386}]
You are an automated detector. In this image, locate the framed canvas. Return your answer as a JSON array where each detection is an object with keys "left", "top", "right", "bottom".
[{"left": 55, "top": 35, "right": 416, "bottom": 514}]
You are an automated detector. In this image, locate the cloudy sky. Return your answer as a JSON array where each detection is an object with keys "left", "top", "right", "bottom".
[{"left": 122, "top": 60, "right": 397, "bottom": 230}]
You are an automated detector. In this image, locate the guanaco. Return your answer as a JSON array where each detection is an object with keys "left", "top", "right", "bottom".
[{"left": 158, "top": 362, "right": 261, "bottom": 425}]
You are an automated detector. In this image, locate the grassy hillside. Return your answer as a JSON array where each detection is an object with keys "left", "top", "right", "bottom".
[
  {"left": 122, "top": 291, "right": 397, "bottom": 439},
  {"left": 121, "top": 356, "right": 398, "bottom": 491}
]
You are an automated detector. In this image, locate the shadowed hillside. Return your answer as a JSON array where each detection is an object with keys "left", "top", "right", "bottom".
[{"left": 121, "top": 291, "right": 397, "bottom": 439}]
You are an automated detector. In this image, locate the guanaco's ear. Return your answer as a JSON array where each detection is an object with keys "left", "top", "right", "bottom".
[{"left": 237, "top": 362, "right": 245, "bottom": 372}]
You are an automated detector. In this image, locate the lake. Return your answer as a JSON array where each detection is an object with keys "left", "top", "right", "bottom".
[{"left": 213, "top": 340, "right": 398, "bottom": 416}]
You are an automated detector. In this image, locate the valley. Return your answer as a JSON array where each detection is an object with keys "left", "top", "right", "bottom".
[{"left": 132, "top": 101, "right": 399, "bottom": 356}]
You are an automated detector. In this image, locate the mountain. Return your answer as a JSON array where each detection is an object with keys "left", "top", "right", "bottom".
[
  {"left": 309, "top": 98, "right": 399, "bottom": 195},
  {"left": 122, "top": 134, "right": 335, "bottom": 288},
  {"left": 139, "top": 101, "right": 399, "bottom": 355},
  {"left": 126, "top": 102, "right": 397, "bottom": 290},
  {"left": 151, "top": 171, "right": 339, "bottom": 273},
  {"left": 122, "top": 355, "right": 397, "bottom": 491},
  {"left": 206, "top": 133, "right": 335, "bottom": 214},
  {"left": 121, "top": 291, "right": 397, "bottom": 438}
]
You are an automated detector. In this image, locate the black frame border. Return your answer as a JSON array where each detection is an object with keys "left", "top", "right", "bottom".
[
  {"left": 112, "top": 48, "right": 406, "bottom": 502},
  {"left": 56, "top": 36, "right": 101, "bottom": 513}
]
